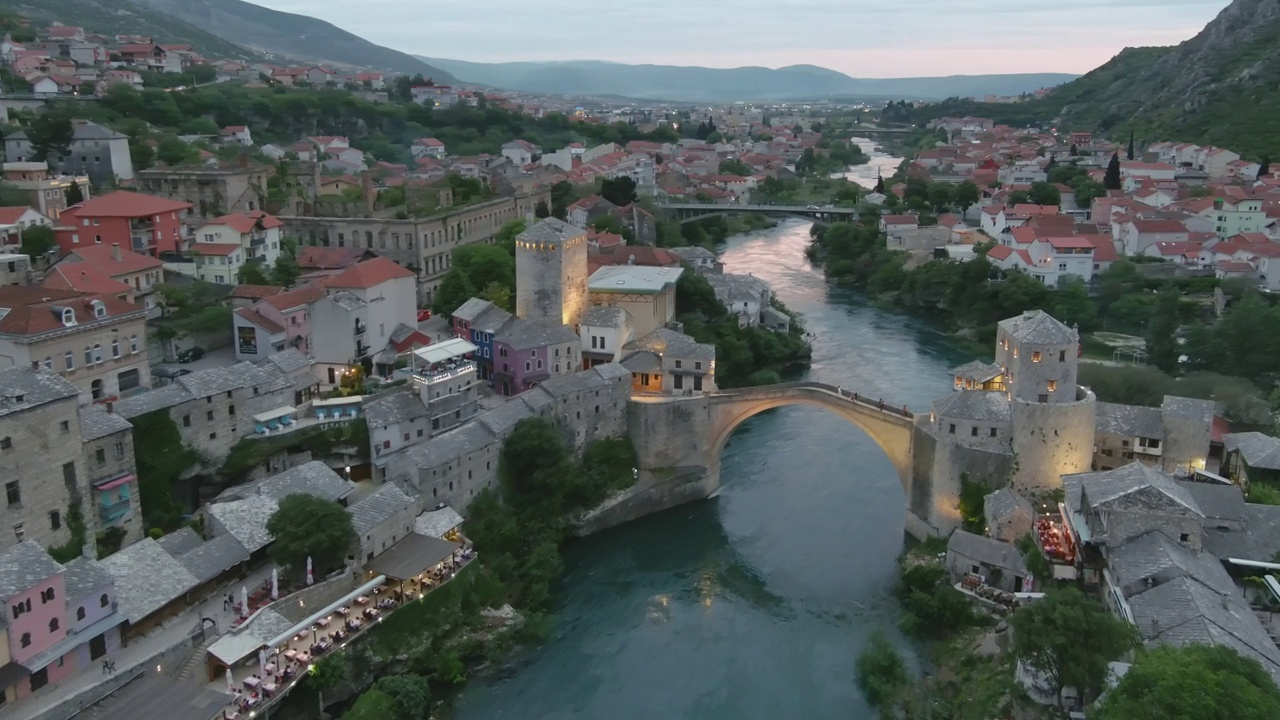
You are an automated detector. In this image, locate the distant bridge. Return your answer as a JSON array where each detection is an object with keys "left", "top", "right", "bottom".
[
  {"left": 656, "top": 202, "right": 858, "bottom": 226},
  {"left": 847, "top": 126, "right": 914, "bottom": 134}
]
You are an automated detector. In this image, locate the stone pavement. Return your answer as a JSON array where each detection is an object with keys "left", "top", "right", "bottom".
[{"left": 7, "top": 563, "right": 278, "bottom": 720}]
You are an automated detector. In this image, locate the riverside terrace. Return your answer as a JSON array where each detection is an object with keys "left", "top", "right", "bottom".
[{"left": 208, "top": 539, "right": 474, "bottom": 720}]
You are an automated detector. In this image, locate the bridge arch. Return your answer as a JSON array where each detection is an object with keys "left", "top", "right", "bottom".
[
  {"left": 675, "top": 210, "right": 833, "bottom": 227},
  {"left": 705, "top": 383, "right": 917, "bottom": 501}
]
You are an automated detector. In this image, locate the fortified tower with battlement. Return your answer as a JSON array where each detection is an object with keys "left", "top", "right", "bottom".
[{"left": 514, "top": 217, "right": 589, "bottom": 328}]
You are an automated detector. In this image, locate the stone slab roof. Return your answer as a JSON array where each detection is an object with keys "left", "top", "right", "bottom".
[
  {"left": 624, "top": 327, "right": 715, "bottom": 362},
  {"left": 215, "top": 461, "right": 354, "bottom": 504},
  {"left": 1108, "top": 530, "right": 1235, "bottom": 596},
  {"left": 984, "top": 487, "right": 1033, "bottom": 522},
  {"left": 77, "top": 404, "right": 133, "bottom": 441},
  {"left": 1203, "top": 504, "right": 1280, "bottom": 562},
  {"left": 405, "top": 423, "right": 496, "bottom": 469},
  {"left": 1066, "top": 463, "right": 1202, "bottom": 519},
  {"left": 1096, "top": 402, "right": 1164, "bottom": 439},
  {"left": 946, "top": 530, "right": 1028, "bottom": 575},
  {"left": 1224, "top": 432, "right": 1280, "bottom": 471},
  {"left": 208, "top": 497, "right": 279, "bottom": 553},
  {"left": 475, "top": 396, "right": 535, "bottom": 438},
  {"left": 518, "top": 217, "right": 588, "bottom": 245},
  {"left": 1176, "top": 481, "right": 1246, "bottom": 525},
  {"left": 1128, "top": 576, "right": 1280, "bottom": 679},
  {"left": 61, "top": 557, "right": 113, "bottom": 601},
  {"left": 348, "top": 483, "right": 414, "bottom": 537},
  {"left": 363, "top": 388, "right": 428, "bottom": 430},
  {"left": 113, "top": 383, "right": 194, "bottom": 418},
  {"left": 0, "top": 541, "right": 63, "bottom": 602},
  {"left": 0, "top": 367, "right": 79, "bottom": 418},
  {"left": 1161, "top": 395, "right": 1215, "bottom": 423},
  {"left": 497, "top": 317, "right": 581, "bottom": 351},
  {"left": 582, "top": 305, "right": 628, "bottom": 329},
  {"left": 99, "top": 539, "right": 199, "bottom": 623},
  {"left": 415, "top": 506, "right": 463, "bottom": 538},
  {"left": 932, "top": 390, "right": 1011, "bottom": 423},
  {"left": 155, "top": 527, "right": 203, "bottom": 557},
  {"left": 175, "top": 534, "right": 250, "bottom": 584},
  {"left": 262, "top": 349, "right": 312, "bottom": 375},
  {"left": 451, "top": 298, "right": 496, "bottom": 323},
  {"left": 950, "top": 360, "right": 1003, "bottom": 384},
  {"left": 998, "top": 310, "right": 1077, "bottom": 344}
]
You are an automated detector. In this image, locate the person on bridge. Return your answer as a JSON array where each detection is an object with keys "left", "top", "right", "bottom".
[
  {"left": 878, "top": 399, "right": 884, "bottom": 410},
  {"left": 902, "top": 405, "right": 909, "bottom": 416}
]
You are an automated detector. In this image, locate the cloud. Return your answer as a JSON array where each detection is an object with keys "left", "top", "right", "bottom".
[{"left": 249, "top": 0, "right": 1229, "bottom": 76}]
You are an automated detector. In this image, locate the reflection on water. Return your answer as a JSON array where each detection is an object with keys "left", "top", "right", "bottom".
[{"left": 451, "top": 181, "right": 971, "bottom": 719}]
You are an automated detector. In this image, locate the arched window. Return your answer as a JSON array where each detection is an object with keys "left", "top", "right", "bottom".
[
  {"left": 111, "top": 340, "right": 120, "bottom": 359},
  {"left": 77, "top": 606, "right": 86, "bottom": 621},
  {"left": 100, "top": 593, "right": 109, "bottom": 608},
  {"left": 84, "top": 346, "right": 93, "bottom": 366},
  {"left": 64, "top": 351, "right": 74, "bottom": 370},
  {"left": 49, "top": 618, "right": 59, "bottom": 632}
]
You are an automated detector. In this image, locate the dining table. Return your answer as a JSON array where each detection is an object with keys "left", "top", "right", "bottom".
[{"left": 243, "top": 677, "right": 261, "bottom": 689}]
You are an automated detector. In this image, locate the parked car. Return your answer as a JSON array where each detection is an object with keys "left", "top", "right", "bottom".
[
  {"left": 417, "top": 309, "right": 432, "bottom": 322},
  {"left": 152, "top": 365, "right": 192, "bottom": 382},
  {"left": 806, "top": 204, "right": 821, "bottom": 210},
  {"left": 176, "top": 347, "right": 205, "bottom": 363}
]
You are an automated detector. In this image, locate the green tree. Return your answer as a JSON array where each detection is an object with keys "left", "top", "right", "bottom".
[
  {"left": 265, "top": 494, "right": 356, "bottom": 577},
  {"left": 372, "top": 674, "right": 431, "bottom": 720},
  {"left": 1092, "top": 644, "right": 1280, "bottom": 720},
  {"left": 1104, "top": 152, "right": 1122, "bottom": 190},
  {"left": 718, "top": 158, "right": 752, "bottom": 176},
  {"left": 25, "top": 111, "right": 75, "bottom": 162},
  {"left": 855, "top": 630, "right": 909, "bottom": 708},
  {"left": 494, "top": 219, "right": 527, "bottom": 255},
  {"left": 534, "top": 200, "right": 550, "bottom": 218},
  {"left": 1051, "top": 279, "right": 1097, "bottom": 330},
  {"left": 1146, "top": 287, "right": 1183, "bottom": 374},
  {"left": 342, "top": 689, "right": 397, "bottom": 720},
  {"left": 954, "top": 179, "right": 980, "bottom": 212},
  {"left": 957, "top": 475, "right": 987, "bottom": 533},
  {"left": 156, "top": 135, "right": 196, "bottom": 166},
  {"left": 499, "top": 417, "right": 576, "bottom": 507},
  {"left": 600, "top": 176, "right": 638, "bottom": 207},
  {"left": 307, "top": 655, "right": 347, "bottom": 719},
  {"left": 270, "top": 238, "right": 301, "bottom": 287},
  {"left": 237, "top": 262, "right": 270, "bottom": 285},
  {"left": 1259, "top": 155, "right": 1271, "bottom": 180},
  {"left": 1010, "top": 587, "right": 1135, "bottom": 706},
  {"left": 896, "top": 564, "right": 978, "bottom": 639},
  {"left": 1028, "top": 181, "right": 1061, "bottom": 207},
  {"left": 432, "top": 268, "right": 476, "bottom": 316},
  {"left": 927, "top": 182, "right": 954, "bottom": 213},
  {"left": 795, "top": 147, "right": 818, "bottom": 176},
  {"left": 64, "top": 181, "right": 84, "bottom": 206},
  {"left": 479, "top": 280, "right": 512, "bottom": 311},
  {"left": 550, "top": 180, "right": 575, "bottom": 220},
  {"left": 19, "top": 225, "right": 56, "bottom": 257}
]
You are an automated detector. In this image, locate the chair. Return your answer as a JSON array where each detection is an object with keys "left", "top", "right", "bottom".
[
  {"left": 280, "top": 416, "right": 293, "bottom": 426},
  {"left": 347, "top": 407, "right": 358, "bottom": 418},
  {"left": 256, "top": 425, "right": 267, "bottom": 436},
  {"left": 316, "top": 409, "right": 328, "bottom": 420}
]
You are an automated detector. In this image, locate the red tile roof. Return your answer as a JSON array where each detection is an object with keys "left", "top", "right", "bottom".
[
  {"left": 0, "top": 287, "right": 141, "bottom": 336},
  {"left": 235, "top": 306, "right": 285, "bottom": 335},
  {"left": 1081, "top": 235, "right": 1119, "bottom": 262},
  {"left": 262, "top": 283, "right": 327, "bottom": 312},
  {"left": 1131, "top": 220, "right": 1189, "bottom": 233},
  {"left": 985, "top": 244, "right": 1015, "bottom": 261},
  {"left": 296, "top": 246, "right": 367, "bottom": 270},
  {"left": 881, "top": 215, "right": 919, "bottom": 225},
  {"left": 68, "top": 190, "right": 191, "bottom": 218},
  {"left": 192, "top": 243, "right": 241, "bottom": 256},
  {"left": 1046, "top": 236, "right": 1097, "bottom": 250},
  {"left": 324, "top": 256, "right": 414, "bottom": 289},
  {"left": 40, "top": 265, "right": 133, "bottom": 296},
  {"left": 228, "top": 285, "right": 285, "bottom": 300},
  {"left": 63, "top": 244, "right": 163, "bottom": 276},
  {"left": 0, "top": 207, "right": 41, "bottom": 225},
  {"left": 204, "top": 210, "right": 283, "bottom": 235}
]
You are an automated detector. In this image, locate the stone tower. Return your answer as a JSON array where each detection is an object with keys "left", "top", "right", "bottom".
[
  {"left": 514, "top": 218, "right": 589, "bottom": 328},
  {"left": 995, "top": 310, "right": 1079, "bottom": 404}
]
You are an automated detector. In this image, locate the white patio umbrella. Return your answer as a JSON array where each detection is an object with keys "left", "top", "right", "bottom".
[
  {"left": 270, "top": 568, "right": 279, "bottom": 601},
  {"left": 258, "top": 648, "right": 268, "bottom": 677},
  {"left": 306, "top": 556, "right": 314, "bottom": 586},
  {"left": 225, "top": 666, "right": 234, "bottom": 693},
  {"left": 240, "top": 586, "right": 249, "bottom": 617}
]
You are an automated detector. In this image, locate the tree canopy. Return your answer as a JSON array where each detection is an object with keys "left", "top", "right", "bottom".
[
  {"left": 266, "top": 493, "right": 356, "bottom": 577},
  {"left": 1010, "top": 587, "right": 1135, "bottom": 705},
  {"left": 25, "top": 111, "right": 75, "bottom": 162},
  {"left": 1092, "top": 644, "right": 1280, "bottom": 720},
  {"left": 19, "top": 225, "right": 56, "bottom": 257}
]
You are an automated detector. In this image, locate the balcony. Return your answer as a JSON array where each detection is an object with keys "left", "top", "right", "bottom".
[
  {"left": 355, "top": 341, "right": 370, "bottom": 358},
  {"left": 399, "top": 359, "right": 477, "bottom": 388},
  {"left": 354, "top": 320, "right": 367, "bottom": 336},
  {"left": 249, "top": 231, "right": 267, "bottom": 248},
  {"left": 98, "top": 496, "right": 132, "bottom": 526}
]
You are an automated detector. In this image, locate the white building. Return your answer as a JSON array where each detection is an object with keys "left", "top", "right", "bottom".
[
  {"left": 309, "top": 257, "right": 418, "bottom": 387},
  {"left": 580, "top": 306, "right": 632, "bottom": 368},
  {"left": 193, "top": 210, "right": 284, "bottom": 268}
]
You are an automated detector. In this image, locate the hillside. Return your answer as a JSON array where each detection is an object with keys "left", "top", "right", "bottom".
[
  {"left": 122, "top": 0, "right": 454, "bottom": 80},
  {"left": 896, "top": 0, "right": 1280, "bottom": 160},
  {"left": 416, "top": 57, "right": 1076, "bottom": 102},
  {"left": 0, "top": 0, "right": 258, "bottom": 61}
]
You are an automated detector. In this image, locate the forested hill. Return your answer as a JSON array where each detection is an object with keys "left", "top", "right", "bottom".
[{"left": 883, "top": 0, "right": 1280, "bottom": 160}]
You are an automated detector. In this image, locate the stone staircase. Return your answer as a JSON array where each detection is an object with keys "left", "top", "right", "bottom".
[{"left": 174, "top": 637, "right": 212, "bottom": 681}]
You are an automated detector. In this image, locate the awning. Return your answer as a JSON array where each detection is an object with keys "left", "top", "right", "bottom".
[
  {"left": 1265, "top": 576, "right": 1280, "bottom": 603},
  {"left": 252, "top": 405, "right": 296, "bottom": 423},
  {"left": 265, "top": 575, "right": 387, "bottom": 649},
  {"left": 411, "top": 337, "right": 477, "bottom": 365},
  {"left": 94, "top": 474, "right": 136, "bottom": 491},
  {"left": 22, "top": 613, "right": 127, "bottom": 672},
  {"left": 311, "top": 396, "right": 363, "bottom": 408},
  {"left": 364, "top": 533, "right": 460, "bottom": 581}
]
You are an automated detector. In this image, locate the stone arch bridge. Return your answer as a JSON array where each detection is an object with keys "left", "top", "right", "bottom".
[
  {"left": 593, "top": 382, "right": 948, "bottom": 540},
  {"left": 657, "top": 202, "right": 858, "bottom": 227}
]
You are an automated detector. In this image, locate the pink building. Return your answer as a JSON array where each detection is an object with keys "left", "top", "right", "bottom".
[{"left": 0, "top": 542, "right": 122, "bottom": 702}]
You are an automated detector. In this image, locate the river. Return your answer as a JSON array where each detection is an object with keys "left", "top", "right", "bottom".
[{"left": 452, "top": 148, "right": 967, "bottom": 720}]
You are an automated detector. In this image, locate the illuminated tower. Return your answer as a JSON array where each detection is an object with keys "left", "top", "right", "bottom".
[{"left": 514, "top": 218, "right": 589, "bottom": 328}]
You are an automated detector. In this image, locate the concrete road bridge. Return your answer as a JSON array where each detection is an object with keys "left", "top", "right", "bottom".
[
  {"left": 596, "top": 381, "right": 947, "bottom": 540},
  {"left": 657, "top": 202, "right": 857, "bottom": 226}
]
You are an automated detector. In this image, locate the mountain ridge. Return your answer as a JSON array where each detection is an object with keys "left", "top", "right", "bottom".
[
  {"left": 414, "top": 56, "right": 1078, "bottom": 102},
  {"left": 120, "top": 0, "right": 455, "bottom": 81}
]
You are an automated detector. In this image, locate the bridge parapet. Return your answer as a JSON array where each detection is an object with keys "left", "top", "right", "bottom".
[{"left": 708, "top": 381, "right": 915, "bottom": 423}]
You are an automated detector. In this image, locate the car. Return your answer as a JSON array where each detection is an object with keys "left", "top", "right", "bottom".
[
  {"left": 152, "top": 365, "right": 191, "bottom": 382},
  {"left": 806, "top": 204, "right": 821, "bottom": 210},
  {"left": 176, "top": 347, "right": 205, "bottom": 363},
  {"left": 417, "top": 309, "right": 432, "bottom": 322}
]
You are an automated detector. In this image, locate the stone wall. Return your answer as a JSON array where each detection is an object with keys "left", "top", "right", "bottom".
[
  {"left": 0, "top": 395, "right": 83, "bottom": 553},
  {"left": 1009, "top": 389, "right": 1097, "bottom": 492}
]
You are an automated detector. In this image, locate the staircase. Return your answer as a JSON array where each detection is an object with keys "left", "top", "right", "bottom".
[{"left": 175, "top": 636, "right": 212, "bottom": 681}]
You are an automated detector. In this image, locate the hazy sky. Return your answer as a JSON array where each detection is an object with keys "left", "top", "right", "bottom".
[{"left": 250, "top": 0, "right": 1229, "bottom": 77}]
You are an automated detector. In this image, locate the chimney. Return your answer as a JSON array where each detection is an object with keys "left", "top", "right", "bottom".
[
  {"left": 106, "top": 400, "right": 114, "bottom": 413},
  {"left": 361, "top": 171, "right": 375, "bottom": 213},
  {"left": 111, "top": 243, "right": 121, "bottom": 262}
]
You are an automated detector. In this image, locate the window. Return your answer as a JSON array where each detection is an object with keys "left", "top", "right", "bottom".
[
  {"left": 1059, "top": 350, "right": 1066, "bottom": 362},
  {"left": 948, "top": 423, "right": 956, "bottom": 435},
  {"left": 43, "top": 356, "right": 52, "bottom": 370},
  {"left": 49, "top": 510, "right": 61, "bottom": 530},
  {"left": 60, "top": 420, "right": 70, "bottom": 434},
  {"left": 537, "top": 359, "right": 543, "bottom": 369},
  {"left": 100, "top": 593, "right": 109, "bottom": 608},
  {"left": 65, "top": 351, "right": 74, "bottom": 371},
  {"left": 1031, "top": 351, "right": 1041, "bottom": 363},
  {"left": 48, "top": 618, "right": 58, "bottom": 632},
  {"left": 209, "top": 432, "right": 217, "bottom": 440},
  {"left": 1047, "top": 380, "right": 1057, "bottom": 392},
  {"left": 989, "top": 427, "right": 997, "bottom": 437},
  {"left": 77, "top": 606, "right": 86, "bottom": 621},
  {"left": 112, "top": 340, "right": 120, "bottom": 359},
  {"left": 130, "top": 335, "right": 139, "bottom": 354},
  {"left": 970, "top": 426, "right": 978, "bottom": 437},
  {"left": 206, "top": 410, "right": 214, "bottom": 421},
  {"left": 0, "top": 437, "right": 9, "bottom": 450},
  {"left": 41, "top": 587, "right": 55, "bottom": 603},
  {"left": 114, "top": 442, "right": 124, "bottom": 458},
  {"left": 84, "top": 346, "right": 93, "bottom": 366},
  {"left": 675, "top": 360, "right": 682, "bottom": 369},
  {"left": 524, "top": 361, "right": 531, "bottom": 372},
  {"left": 695, "top": 361, "right": 702, "bottom": 370},
  {"left": 95, "top": 448, "right": 106, "bottom": 465},
  {"left": 182, "top": 414, "right": 191, "bottom": 427},
  {"left": 1179, "top": 533, "right": 1189, "bottom": 543},
  {"left": 1038, "top": 394, "right": 1049, "bottom": 403},
  {"left": 20, "top": 633, "right": 30, "bottom": 648},
  {"left": 228, "top": 405, "right": 235, "bottom": 416}
]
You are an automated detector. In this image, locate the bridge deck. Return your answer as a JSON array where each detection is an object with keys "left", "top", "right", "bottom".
[{"left": 658, "top": 203, "right": 857, "bottom": 213}]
